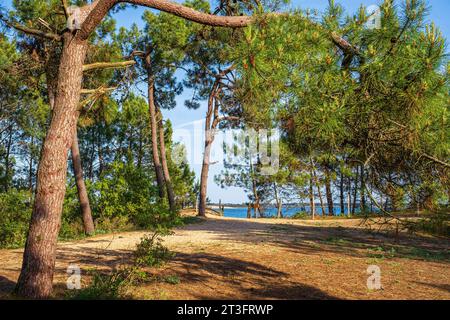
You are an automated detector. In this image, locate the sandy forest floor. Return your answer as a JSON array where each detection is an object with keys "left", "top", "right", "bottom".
[{"left": 0, "top": 210, "right": 449, "bottom": 300}]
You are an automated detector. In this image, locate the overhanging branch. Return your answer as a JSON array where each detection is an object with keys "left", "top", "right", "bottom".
[{"left": 0, "top": 14, "right": 61, "bottom": 42}]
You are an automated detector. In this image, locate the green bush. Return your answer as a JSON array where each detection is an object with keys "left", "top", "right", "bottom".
[
  {"left": 0, "top": 190, "right": 32, "bottom": 248},
  {"left": 134, "top": 234, "right": 174, "bottom": 267},
  {"left": 68, "top": 266, "right": 146, "bottom": 300},
  {"left": 291, "top": 211, "right": 311, "bottom": 220},
  {"left": 409, "top": 211, "right": 450, "bottom": 236}
]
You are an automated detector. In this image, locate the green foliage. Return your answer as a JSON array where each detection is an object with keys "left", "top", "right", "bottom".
[
  {"left": 134, "top": 234, "right": 174, "bottom": 267},
  {"left": 0, "top": 190, "right": 31, "bottom": 248},
  {"left": 68, "top": 266, "right": 146, "bottom": 300}
]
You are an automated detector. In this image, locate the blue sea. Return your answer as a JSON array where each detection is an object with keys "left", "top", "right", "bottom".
[{"left": 221, "top": 206, "right": 361, "bottom": 218}]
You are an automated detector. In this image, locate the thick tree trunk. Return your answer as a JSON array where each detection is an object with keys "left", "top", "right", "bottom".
[
  {"left": 47, "top": 62, "right": 94, "bottom": 236},
  {"left": 71, "top": 130, "right": 95, "bottom": 235},
  {"left": 146, "top": 57, "right": 165, "bottom": 200},
  {"left": 157, "top": 110, "right": 176, "bottom": 212},
  {"left": 15, "top": 33, "right": 88, "bottom": 299}
]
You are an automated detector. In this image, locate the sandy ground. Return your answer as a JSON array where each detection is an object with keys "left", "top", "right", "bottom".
[{"left": 0, "top": 211, "right": 449, "bottom": 300}]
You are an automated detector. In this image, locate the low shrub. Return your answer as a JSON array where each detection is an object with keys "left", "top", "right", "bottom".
[
  {"left": 134, "top": 234, "right": 174, "bottom": 267},
  {"left": 68, "top": 266, "right": 146, "bottom": 300}
]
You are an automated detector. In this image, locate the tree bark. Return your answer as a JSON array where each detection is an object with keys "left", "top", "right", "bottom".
[
  {"left": 352, "top": 166, "right": 358, "bottom": 214},
  {"left": 71, "top": 130, "right": 95, "bottom": 235},
  {"left": 339, "top": 170, "right": 345, "bottom": 216},
  {"left": 15, "top": 33, "right": 88, "bottom": 299},
  {"left": 47, "top": 59, "right": 94, "bottom": 236},
  {"left": 360, "top": 164, "right": 366, "bottom": 213},
  {"left": 324, "top": 166, "right": 334, "bottom": 216},
  {"left": 146, "top": 55, "right": 166, "bottom": 200},
  {"left": 309, "top": 178, "right": 315, "bottom": 219},
  {"left": 274, "top": 183, "right": 282, "bottom": 218},
  {"left": 157, "top": 110, "right": 176, "bottom": 212}
]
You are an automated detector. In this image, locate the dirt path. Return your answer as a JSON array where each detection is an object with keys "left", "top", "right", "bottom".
[{"left": 0, "top": 213, "right": 449, "bottom": 299}]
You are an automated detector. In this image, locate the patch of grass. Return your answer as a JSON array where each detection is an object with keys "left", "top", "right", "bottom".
[
  {"left": 180, "top": 216, "right": 205, "bottom": 225},
  {"left": 67, "top": 266, "right": 146, "bottom": 300},
  {"left": 163, "top": 275, "right": 180, "bottom": 285},
  {"left": 367, "top": 246, "right": 397, "bottom": 260},
  {"left": 399, "top": 247, "right": 449, "bottom": 262}
]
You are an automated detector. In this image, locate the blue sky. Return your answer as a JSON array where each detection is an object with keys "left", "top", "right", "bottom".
[{"left": 3, "top": 0, "right": 450, "bottom": 203}]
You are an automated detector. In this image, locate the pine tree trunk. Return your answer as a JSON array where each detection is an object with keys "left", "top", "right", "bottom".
[
  {"left": 309, "top": 166, "right": 316, "bottom": 220},
  {"left": 157, "top": 110, "right": 176, "bottom": 212},
  {"left": 360, "top": 164, "right": 366, "bottom": 213},
  {"left": 352, "top": 166, "right": 358, "bottom": 214},
  {"left": 146, "top": 56, "right": 165, "bottom": 200},
  {"left": 15, "top": 33, "right": 88, "bottom": 299},
  {"left": 3, "top": 126, "right": 13, "bottom": 192},
  {"left": 198, "top": 139, "right": 212, "bottom": 217},
  {"left": 198, "top": 83, "right": 218, "bottom": 217},
  {"left": 47, "top": 62, "right": 94, "bottom": 236},
  {"left": 71, "top": 129, "right": 95, "bottom": 235},
  {"left": 274, "top": 183, "right": 282, "bottom": 218},
  {"left": 339, "top": 170, "right": 345, "bottom": 216},
  {"left": 324, "top": 167, "right": 334, "bottom": 216}
]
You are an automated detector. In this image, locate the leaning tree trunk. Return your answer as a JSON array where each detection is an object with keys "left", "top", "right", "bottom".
[
  {"left": 146, "top": 58, "right": 165, "bottom": 199},
  {"left": 198, "top": 137, "right": 213, "bottom": 217},
  {"left": 15, "top": 33, "right": 88, "bottom": 299},
  {"left": 47, "top": 64, "right": 94, "bottom": 236},
  {"left": 157, "top": 110, "right": 176, "bottom": 212},
  {"left": 198, "top": 83, "right": 219, "bottom": 217},
  {"left": 71, "top": 130, "right": 95, "bottom": 235}
]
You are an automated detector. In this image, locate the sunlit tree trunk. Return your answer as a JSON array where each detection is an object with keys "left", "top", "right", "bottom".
[
  {"left": 71, "top": 130, "right": 95, "bottom": 235},
  {"left": 146, "top": 54, "right": 165, "bottom": 200},
  {"left": 157, "top": 109, "right": 176, "bottom": 211},
  {"left": 16, "top": 33, "right": 88, "bottom": 298}
]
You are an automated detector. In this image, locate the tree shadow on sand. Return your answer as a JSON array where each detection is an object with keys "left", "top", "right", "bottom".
[{"left": 177, "top": 218, "right": 449, "bottom": 263}]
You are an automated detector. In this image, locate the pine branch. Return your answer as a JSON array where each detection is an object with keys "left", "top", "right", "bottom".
[
  {"left": 0, "top": 15, "right": 61, "bottom": 42},
  {"left": 82, "top": 60, "right": 136, "bottom": 72},
  {"left": 80, "top": 86, "right": 117, "bottom": 94}
]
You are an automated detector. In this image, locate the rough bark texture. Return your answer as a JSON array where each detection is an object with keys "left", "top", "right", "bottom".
[
  {"left": 71, "top": 130, "right": 95, "bottom": 235},
  {"left": 46, "top": 53, "right": 94, "bottom": 236},
  {"left": 157, "top": 110, "right": 176, "bottom": 211},
  {"left": 15, "top": 33, "right": 88, "bottom": 298},
  {"left": 146, "top": 57, "right": 166, "bottom": 199},
  {"left": 78, "top": 0, "right": 252, "bottom": 41}
]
